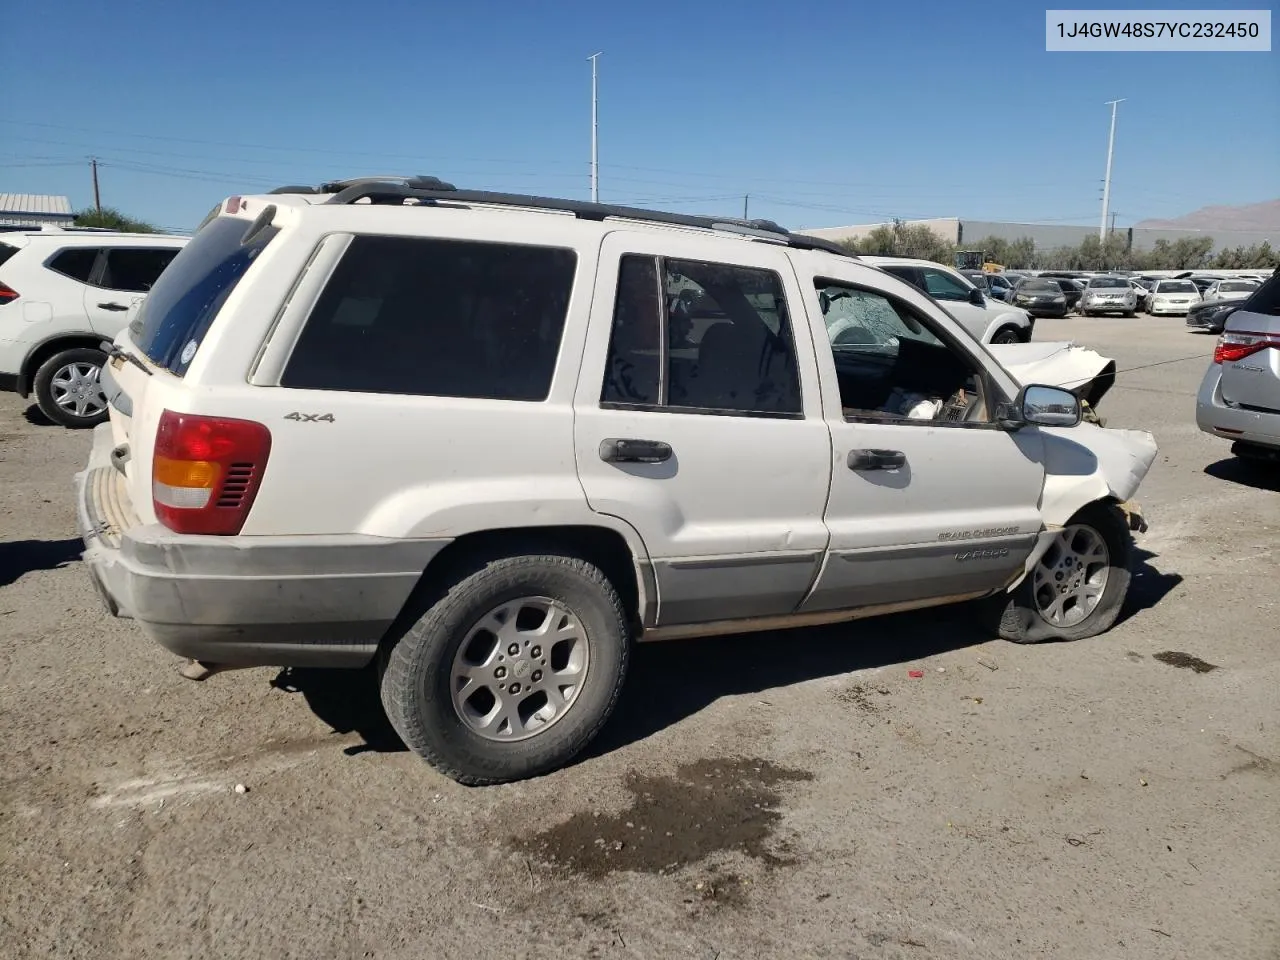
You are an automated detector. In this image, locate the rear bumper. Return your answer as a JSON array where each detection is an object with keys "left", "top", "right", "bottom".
[
  {"left": 1196, "top": 366, "right": 1280, "bottom": 451},
  {"left": 75, "top": 424, "right": 450, "bottom": 667}
]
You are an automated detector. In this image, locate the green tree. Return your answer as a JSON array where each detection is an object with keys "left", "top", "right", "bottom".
[{"left": 73, "top": 206, "right": 158, "bottom": 233}]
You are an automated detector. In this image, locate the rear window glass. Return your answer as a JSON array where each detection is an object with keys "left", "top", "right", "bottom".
[
  {"left": 130, "top": 216, "right": 278, "bottom": 375},
  {"left": 48, "top": 247, "right": 100, "bottom": 282},
  {"left": 1240, "top": 273, "right": 1280, "bottom": 317},
  {"left": 282, "top": 235, "right": 577, "bottom": 401}
]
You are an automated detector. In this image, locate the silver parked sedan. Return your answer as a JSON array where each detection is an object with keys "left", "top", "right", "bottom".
[
  {"left": 1079, "top": 276, "right": 1138, "bottom": 317},
  {"left": 1196, "top": 271, "right": 1280, "bottom": 461}
]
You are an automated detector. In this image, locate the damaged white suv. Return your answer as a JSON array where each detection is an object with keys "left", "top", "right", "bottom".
[{"left": 76, "top": 178, "right": 1157, "bottom": 785}]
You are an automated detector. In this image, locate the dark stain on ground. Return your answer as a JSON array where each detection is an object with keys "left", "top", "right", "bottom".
[
  {"left": 513, "top": 757, "right": 813, "bottom": 884},
  {"left": 1153, "top": 651, "right": 1218, "bottom": 674},
  {"left": 1224, "top": 745, "right": 1277, "bottom": 779}
]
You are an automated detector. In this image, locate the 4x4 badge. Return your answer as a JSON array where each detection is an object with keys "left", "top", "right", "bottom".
[{"left": 284, "top": 412, "right": 335, "bottom": 423}]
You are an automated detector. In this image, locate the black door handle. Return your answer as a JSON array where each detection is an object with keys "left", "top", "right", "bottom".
[
  {"left": 848, "top": 448, "right": 906, "bottom": 471},
  {"left": 97, "top": 302, "right": 129, "bottom": 311},
  {"left": 599, "top": 438, "right": 672, "bottom": 464}
]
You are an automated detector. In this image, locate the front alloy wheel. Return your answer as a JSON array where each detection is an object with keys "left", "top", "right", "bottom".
[
  {"left": 978, "top": 502, "right": 1132, "bottom": 644},
  {"left": 1031, "top": 525, "right": 1109, "bottom": 628}
]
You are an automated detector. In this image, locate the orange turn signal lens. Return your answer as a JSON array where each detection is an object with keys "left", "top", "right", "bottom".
[{"left": 153, "top": 455, "right": 220, "bottom": 489}]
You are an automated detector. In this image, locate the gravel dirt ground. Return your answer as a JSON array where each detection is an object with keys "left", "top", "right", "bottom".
[{"left": 1, "top": 316, "right": 1277, "bottom": 960}]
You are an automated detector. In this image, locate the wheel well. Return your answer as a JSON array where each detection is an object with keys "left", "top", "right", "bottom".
[
  {"left": 992, "top": 323, "right": 1028, "bottom": 343},
  {"left": 407, "top": 524, "right": 644, "bottom": 628},
  {"left": 21, "top": 335, "right": 108, "bottom": 394}
]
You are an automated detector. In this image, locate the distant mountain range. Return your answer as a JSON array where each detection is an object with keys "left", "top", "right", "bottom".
[{"left": 1136, "top": 199, "right": 1280, "bottom": 235}]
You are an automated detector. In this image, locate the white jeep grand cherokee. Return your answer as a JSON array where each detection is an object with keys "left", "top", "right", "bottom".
[{"left": 76, "top": 178, "right": 1157, "bottom": 785}]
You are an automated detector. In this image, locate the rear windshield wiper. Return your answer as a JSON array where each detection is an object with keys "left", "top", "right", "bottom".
[{"left": 100, "top": 341, "right": 153, "bottom": 377}]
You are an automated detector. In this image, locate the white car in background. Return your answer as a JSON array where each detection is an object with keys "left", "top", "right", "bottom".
[
  {"left": 1201, "top": 278, "right": 1260, "bottom": 303},
  {"left": 862, "top": 256, "right": 1034, "bottom": 344},
  {"left": 1148, "top": 279, "right": 1202, "bottom": 316},
  {"left": 0, "top": 228, "right": 188, "bottom": 426}
]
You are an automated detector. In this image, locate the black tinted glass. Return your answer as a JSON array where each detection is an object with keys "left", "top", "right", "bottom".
[
  {"left": 100, "top": 248, "right": 179, "bottom": 292},
  {"left": 284, "top": 235, "right": 576, "bottom": 401},
  {"left": 602, "top": 256, "right": 661, "bottom": 405},
  {"left": 48, "top": 247, "right": 99, "bottom": 282}
]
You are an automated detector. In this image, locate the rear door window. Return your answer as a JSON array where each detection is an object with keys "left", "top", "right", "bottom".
[
  {"left": 282, "top": 235, "right": 577, "bottom": 401},
  {"left": 47, "top": 247, "right": 101, "bottom": 282},
  {"left": 99, "top": 248, "right": 180, "bottom": 292},
  {"left": 130, "top": 216, "right": 278, "bottom": 375}
]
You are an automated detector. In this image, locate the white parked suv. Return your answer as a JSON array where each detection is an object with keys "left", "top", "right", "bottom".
[
  {"left": 861, "top": 256, "right": 1034, "bottom": 344},
  {"left": 76, "top": 178, "right": 1157, "bottom": 785},
  {"left": 0, "top": 228, "right": 187, "bottom": 426}
]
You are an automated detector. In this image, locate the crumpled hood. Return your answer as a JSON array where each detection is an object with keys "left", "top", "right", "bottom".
[{"left": 987, "top": 340, "right": 1118, "bottom": 408}]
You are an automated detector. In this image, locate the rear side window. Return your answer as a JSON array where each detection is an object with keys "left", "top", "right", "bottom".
[
  {"left": 1241, "top": 272, "right": 1280, "bottom": 317},
  {"left": 99, "top": 247, "right": 179, "bottom": 292},
  {"left": 282, "top": 236, "right": 577, "bottom": 401},
  {"left": 131, "top": 216, "right": 278, "bottom": 375},
  {"left": 48, "top": 247, "right": 100, "bottom": 282},
  {"left": 0, "top": 242, "right": 21, "bottom": 270}
]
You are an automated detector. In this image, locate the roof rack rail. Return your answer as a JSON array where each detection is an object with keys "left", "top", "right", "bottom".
[
  {"left": 302, "top": 177, "right": 855, "bottom": 258},
  {"left": 270, "top": 175, "right": 457, "bottom": 196}
]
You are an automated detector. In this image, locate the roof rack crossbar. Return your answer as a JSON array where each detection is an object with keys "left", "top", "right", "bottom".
[{"left": 315, "top": 180, "right": 856, "bottom": 258}]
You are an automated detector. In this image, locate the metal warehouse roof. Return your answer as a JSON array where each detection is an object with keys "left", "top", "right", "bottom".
[{"left": 0, "top": 194, "right": 74, "bottom": 216}]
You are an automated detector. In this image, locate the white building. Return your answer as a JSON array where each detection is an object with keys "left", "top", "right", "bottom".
[{"left": 0, "top": 194, "right": 75, "bottom": 229}]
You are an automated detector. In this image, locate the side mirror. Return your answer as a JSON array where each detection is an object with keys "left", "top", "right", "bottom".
[
  {"left": 998, "top": 384, "right": 1083, "bottom": 430},
  {"left": 968, "top": 287, "right": 986, "bottom": 307}
]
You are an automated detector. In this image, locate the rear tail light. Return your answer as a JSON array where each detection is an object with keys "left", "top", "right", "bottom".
[
  {"left": 153, "top": 410, "right": 271, "bottom": 535},
  {"left": 0, "top": 282, "right": 18, "bottom": 305},
  {"left": 1214, "top": 332, "right": 1280, "bottom": 365}
]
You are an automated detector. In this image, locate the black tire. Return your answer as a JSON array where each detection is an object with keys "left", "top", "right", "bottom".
[
  {"left": 32, "top": 347, "right": 109, "bottom": 428},
  {"left": 978, "top": 502, "right": 1132, "bottom": 644},
  {"left": 380, "top": 551, "right": 630, "bottom": 785},
  {"left": 991, "top": 326, "right": 1025, "bottom": 345},
  {"left": 1123, "top": 310, "right": 1135, "bottom": 318}
]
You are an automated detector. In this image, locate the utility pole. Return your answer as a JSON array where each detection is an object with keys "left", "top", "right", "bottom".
[
  {"left": 1099, "top": 99, "right": 1124, "bottom": 242},
  {"left": 588, "top": 52, "right": 601, "bottom": 203},
  {"left": 90, "top": 157, "right": 101, "bottom": 212},
  {"left": 743, "top": 195, "right": 749, "bottom": 220}
]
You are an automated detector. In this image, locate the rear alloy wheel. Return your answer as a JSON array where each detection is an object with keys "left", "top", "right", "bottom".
[
  {"left": 380, "top": 551, "right": 630, "bottom": 785},
  {"left": 979, "top": 502, "right": 1131, "bottom": 644},
  {"left": 33, "top": 347, "right": 109, "bottom": 428}
]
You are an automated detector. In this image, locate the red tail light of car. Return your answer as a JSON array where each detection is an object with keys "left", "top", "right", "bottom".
[
  {"left": 153, "top": 410, "right": 271, "bottom": 535},
  {"left": 1213, "top": 332, "right": 1280, "bottom": 365}
]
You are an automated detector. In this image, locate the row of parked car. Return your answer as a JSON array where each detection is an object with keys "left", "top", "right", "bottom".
[{"left": 962, "top": 268, "right": 1265, "bottom": 324}]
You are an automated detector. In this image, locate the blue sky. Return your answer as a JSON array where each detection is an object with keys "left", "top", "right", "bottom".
[{"left": 6, "top": 0, "right": 1277, "bottom": 233}]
